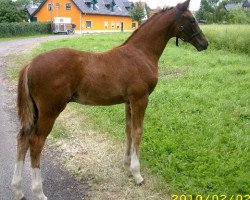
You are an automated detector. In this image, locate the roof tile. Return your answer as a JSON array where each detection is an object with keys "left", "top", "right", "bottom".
[
  {"left": 72, "top": 0, "right": 132, "bottom": 16},
  {"left": 30, "top": 0, "right": 133, "bottom": 17}
]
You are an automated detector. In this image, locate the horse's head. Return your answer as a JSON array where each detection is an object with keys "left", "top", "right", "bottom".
[{"left": 174, "top": 0, "right": 208, "bottom": 51}]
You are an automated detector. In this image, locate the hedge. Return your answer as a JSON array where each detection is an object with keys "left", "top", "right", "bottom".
[
  {"left": 201, "top": 24, "right": 250, "bottom": 55},
  {"left": 0, "top": 22, "right": 52, "bottom": 37}
]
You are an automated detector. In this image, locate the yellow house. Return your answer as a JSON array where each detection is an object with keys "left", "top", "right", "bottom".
[{"left": 29, "top": 0, "right": 138, "bottom": 33}]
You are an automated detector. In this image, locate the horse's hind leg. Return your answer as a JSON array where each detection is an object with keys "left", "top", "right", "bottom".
[
  {"left": 29, "top": 114, "right": 57, "bottom": 200},
  {"left": 11, "top": 127, "right": 31, "bottom": 200}
]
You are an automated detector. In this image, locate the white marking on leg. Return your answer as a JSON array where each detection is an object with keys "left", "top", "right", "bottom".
[
  {"left": 130, "top": 149, "right": 143, "bottom": 184},
  {"left": 11, "top": 161, "right": 25, "bottom": 200},
  {"left": 32, "top": 168, "right": 47, "bottom": 200}
]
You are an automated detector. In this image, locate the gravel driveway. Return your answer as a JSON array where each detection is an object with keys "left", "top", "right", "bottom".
[{"left": 0, "top": 35, "right": 88, "bottom": 200}]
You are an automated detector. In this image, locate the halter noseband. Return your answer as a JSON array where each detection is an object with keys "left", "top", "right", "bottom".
[{"left": 175, "top": 7, "right": 201, "bottom": 46}]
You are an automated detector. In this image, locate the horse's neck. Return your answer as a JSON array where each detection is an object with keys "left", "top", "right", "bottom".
[{"left": 125, "top": 9, "right": 176, "bottom": 64}]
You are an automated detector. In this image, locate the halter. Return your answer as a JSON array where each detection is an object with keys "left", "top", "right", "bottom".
[{"left": 175, "top": 7, "right": 201, "bottom": 46}]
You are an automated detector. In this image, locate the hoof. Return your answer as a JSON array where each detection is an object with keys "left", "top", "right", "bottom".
[
  {"left": 134, "top": 175, "right": 144, "bottom": 185},
  {"left": 36, "top": 195, "right": 47, "bottom": 200},
  {"left": 136, "top": 179, "right": 145, "bottom": 186},
  {"left": 21, "top": 197, "right": 27, "bottom": 200}
]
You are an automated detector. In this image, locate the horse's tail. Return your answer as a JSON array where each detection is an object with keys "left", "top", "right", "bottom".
[{"left": 17, "top": 64, "right": 36, "bottom": 131}]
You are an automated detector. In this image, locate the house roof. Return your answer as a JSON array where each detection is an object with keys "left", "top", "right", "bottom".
[
  {"left": 224, "top": 3, "right": 242, "bottom": 11},
  {"left": 30, "top": 0, "right": 134, "bottom": 17},
  {"left": 28, "top": 7, "right": 37, "bottom": 16},
  {"left": 243, "top": 0, "right": 250, "bottom": 7},
  {"left": 123, "top": 1, "right": 133, "bottom": 8},
  {"left": 103, "top": 0, "right": 112, "bottom": 4}
]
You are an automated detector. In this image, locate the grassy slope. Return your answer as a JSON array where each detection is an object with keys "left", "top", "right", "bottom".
[
  {"left": 28, "top": 25, "right": 250, "bottom": 195},
  {"left": 0, "top": 34, "right": 52, "bottom": 42}
]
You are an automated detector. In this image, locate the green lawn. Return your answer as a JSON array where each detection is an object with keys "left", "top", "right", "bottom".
[
  {"left": 0, "top": 34, "right": 52, "bottom": 42},
  {"left": 27, "top": 25, "right": 250, "bottom": 195}
]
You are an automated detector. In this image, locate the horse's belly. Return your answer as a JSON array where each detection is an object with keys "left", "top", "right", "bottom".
[{"left": 75, "top": 91, "right": 126, "bottom": 106}]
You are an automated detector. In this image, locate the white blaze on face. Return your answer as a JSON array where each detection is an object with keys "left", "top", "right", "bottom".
[
  {"left": 11, "top": 161, "right": 25, "bottom": 200},
  {"left": 31, "top": 168, "right": 47, "bottom": 200}
]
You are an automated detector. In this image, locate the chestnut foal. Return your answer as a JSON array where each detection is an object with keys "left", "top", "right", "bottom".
[{"left": 11, "top": 1, "right": 208, "bottom": 199}]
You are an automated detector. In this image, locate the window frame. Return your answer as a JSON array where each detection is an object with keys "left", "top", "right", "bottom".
[
  {"left": 104, "top": 21, "right": 108, "bottom": 29},
  {"left": 132, "top": 22, "right": 136, "bottom": 29},
  {"left": 116, "top": 22, "right": 121, "bottom": 29},
  {"left": 86, "top": 20, "right": 92, "bottom": 28},
  {"left": 111, "top": 21, "right": 115, "bottom": 28},
  {"left": 56, "top": 3, "right": 60, "bottom": 9},
  {"left": 48, "top": 3, "right": 53, "bottom": 11},
  {"left": 65, "top": 3, "right": 71, "bottom": 10}
]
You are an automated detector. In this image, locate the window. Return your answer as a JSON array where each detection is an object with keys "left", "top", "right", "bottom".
[
  {"left": 65, "top": 3, "right": 71, "bottom": 10},
  {"left": 111, "top": 21, "right": 115, "bottom": 28},
  {"left": 48, "top": 3, "right": 53, "bottom": 11},
  {"left": 85, "top": 2, "right": 91, "bottom": 8},
  {"left": 116, "top": 22, "right": 121, "bottom": 28},
  {"left": 30, "top": 17, "right": 37, "bottom": 22},
  {"left": 132, "top": 22, "right": 136, "bottom": 29},
  {"left": 105, "top": 4, "right": 110, "bottom": 9},
  {"left": 86, "top": 21, "right": 92, "bottom": 28},
  {"left": 104, "top": 21, "right": 108, "bottom": 29}
]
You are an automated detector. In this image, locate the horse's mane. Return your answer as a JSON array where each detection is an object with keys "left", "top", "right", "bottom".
[{"left": 121, "top": 7, "right": 174, "bottom": 46}]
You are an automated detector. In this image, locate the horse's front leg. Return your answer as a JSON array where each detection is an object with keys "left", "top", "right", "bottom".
[
  {"left": 129, "top": 95, "right": 148, "bottom": 184},
  {"left": 124, "top": 102, "right": 132, "bottom": 173}
]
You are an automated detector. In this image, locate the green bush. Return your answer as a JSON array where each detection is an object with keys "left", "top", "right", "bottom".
[
  {"left": 0, "top": 22, "right": 52, "bottom": 37},
  {"left": 228, "top": 9, "right": 250, "bottom": 24},
  {"left": 201, "top": 24, "right": 250, "bottom": 55}
]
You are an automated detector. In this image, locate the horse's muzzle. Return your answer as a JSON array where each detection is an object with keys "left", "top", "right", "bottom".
[{"left": 198, "top": 40, "right": 209, "bottom": 51}]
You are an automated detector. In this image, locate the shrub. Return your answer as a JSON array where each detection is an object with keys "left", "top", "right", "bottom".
[
  {"left": 228, "top": 9, "right": 250, "bottom": 24},
  {"left": 0, "top": 22, "right": 52, "bottom": 37},
  {"left": 0, "top": 0, "right": 26, "bottom": 23},
  {"left": 201, "top": 24, "right": 250, "bottom": 54}
]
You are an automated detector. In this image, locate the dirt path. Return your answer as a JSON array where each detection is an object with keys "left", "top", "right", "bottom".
[{"left": 0, "top": 35, "right": 89, "bottom": 200}]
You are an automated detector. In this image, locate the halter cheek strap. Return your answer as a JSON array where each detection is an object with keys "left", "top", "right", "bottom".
[
  {"left": 175, "top": 7, "right": 201, "bottom": 46},
  {"left": 175, "top": 8, "right": 182, "bottom": 46}
]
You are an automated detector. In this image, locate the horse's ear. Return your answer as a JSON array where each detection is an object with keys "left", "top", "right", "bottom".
[{"left": 177, "top": 0, "right": 190, "bottom": 12}]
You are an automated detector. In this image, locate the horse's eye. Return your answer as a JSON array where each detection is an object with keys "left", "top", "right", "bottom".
[{"left": 189, "top": 17, "right": 196, "bottom": 24}]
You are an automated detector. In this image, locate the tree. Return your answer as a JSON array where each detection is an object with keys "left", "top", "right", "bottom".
[
  {"left": 196, "top": 0, "right": 246, "bottom": 23},
  {"left": 228, "top": 8, "right": 250, "bottom": 23},
  {"left": 0, "top": 0, "right": 25, "bottom": 22},
  {"left": 32, "top": 0, "right": 44, "bottom": 6},
  {"left": 129, "top": 1, "right": 145, "bottom": 25},
  {"left": 0, "top": 0, "right": 39, "bottom": 23},
  {"left": 196, "top": 0, "right": 216, "bottom": 22},
  {"left": 16, "top": 0, "right": 31, "bottom": 8}
]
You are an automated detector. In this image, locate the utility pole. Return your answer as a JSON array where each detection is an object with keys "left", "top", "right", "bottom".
[{"left": 50, "top": 0, "right": 54, "bottom": 32}]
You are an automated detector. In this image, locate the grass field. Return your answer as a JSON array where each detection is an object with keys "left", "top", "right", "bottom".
[
  {"left": 11, "top": 25, "right": 250, "bottom": 196},
  {"left": 201, "top": 24, "right": 250, "bottom": 54},
  {"left": 0, "top": 34, "right": 52, "bottom": 42}
]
